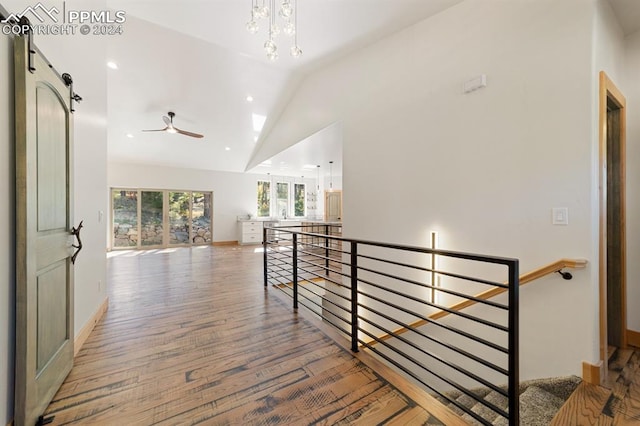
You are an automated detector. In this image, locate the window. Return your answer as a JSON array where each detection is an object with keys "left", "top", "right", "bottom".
[
  {"left": 112, "top": 190, "right": 138, "bottom": 248},
  {"left": 169, "top": 191, "right": 190, "bottom": 244},
  {"left": 192, "top": 192, "right": 212, "bottom": 244},
  {"left": 257, "top": 181, "right": 271, "bottom": 217},
  {"left": 141, "top": 191, "right": 163, "bottom": 246},
  {"left": 276, "top": 182, "right": 289, "bottom": 218},
  {"left": 111, "top": 188, "right": 213, "bottom": 249},
  {"left": 294, "top": 183, "right": 305, "bottom": 217}
]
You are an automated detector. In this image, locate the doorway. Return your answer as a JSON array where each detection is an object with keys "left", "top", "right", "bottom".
[
  {"left": 599, "top": 71, "right": 627, "bottom": 369},
  {"left": 324, "top": 190, "right": 342, "bottom": 222}
]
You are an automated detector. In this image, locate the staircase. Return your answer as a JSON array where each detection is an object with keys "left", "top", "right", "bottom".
[{"left": 437, "top": 376, "right": 581, "bottom": 425}]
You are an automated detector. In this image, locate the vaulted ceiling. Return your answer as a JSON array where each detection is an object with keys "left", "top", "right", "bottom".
[
  {"left": 103, "top": 0, "right": 640, "bottom": 178},
  {"left": 5, "top": 0, "right": 638, "bottom": 177},
  {"left": 104, "top": 0, "right": 467, "bottom": 176}
]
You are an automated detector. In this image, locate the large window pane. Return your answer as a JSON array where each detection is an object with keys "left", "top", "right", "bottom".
[
  {"left": 112, "top": 190, "right": 138, "bottom": 248},
  {"left": 294, "top": 183, "right": 305, "bottom": 217},
  {"left": 141, "top": 191, "right": 163, "bottom": 246},
  {"left": 111, "top": 188, "right": 214, "bottom": 249},
  {"left": 192, "top": 192, "right": 212, "bottom": 244},
  {"left": 277, "top": 182, "right": 289, "bottom": 218},
  {"left": 169, "top": 191, "right": 190, "bottom": 245},
  {"left": 257, "top": 181, "right": 270, "bottom": 217}
]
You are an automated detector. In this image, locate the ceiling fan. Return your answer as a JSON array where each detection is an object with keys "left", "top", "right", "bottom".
[{"left": 142, "top": 111, "right": 204, "bottom": 138}]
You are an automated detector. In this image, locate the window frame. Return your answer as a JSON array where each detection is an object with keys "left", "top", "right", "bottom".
[
  {"left": 294, "top": 183, "right": 306, "bottom": 217},
  {"left": 257, "top": 180, "right": 271, "bottom": 218}
]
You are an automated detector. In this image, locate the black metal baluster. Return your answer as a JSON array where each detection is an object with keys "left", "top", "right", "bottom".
[
  {"left": 263, "top": 227, "right": 268, "bottom": 287},
  {"left": 293, "top": 233, "right": 298, "bottom": 309},
  {"left": 508, "top": 260, "right": 520, "bottom": 426},
  {"left": 351, "top": 242, "right": 358, "bottom": 352}
]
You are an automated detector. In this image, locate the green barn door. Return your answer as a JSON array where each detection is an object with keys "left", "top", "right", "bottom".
[{"left": 14, "top": 33, "right": 77, "bottom": 425}]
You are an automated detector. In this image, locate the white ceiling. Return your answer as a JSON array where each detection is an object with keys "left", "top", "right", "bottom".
[
  {"left": 104, "top": 0, "right": 465, "bottom": 176},
  {"left": 609, "top": 0, "right": 640, "bottom": 35},
  {"left": 102, "top": 0, "right": 640, "bottom": 178},
  {"left": 6, "top": 0, "right": 635, "bottom": 178}
]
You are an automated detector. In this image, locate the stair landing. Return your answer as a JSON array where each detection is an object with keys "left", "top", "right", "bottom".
[{"left": 550, "top": 347, "right": 640, "bottom": 425}]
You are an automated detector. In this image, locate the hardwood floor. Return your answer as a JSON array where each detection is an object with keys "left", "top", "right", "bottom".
[
  {"left": 43, "top": 245, "right": 461, "bottom": 425},
  {"left": 551, "top": 347, "right": 640, "bottom": 425}
]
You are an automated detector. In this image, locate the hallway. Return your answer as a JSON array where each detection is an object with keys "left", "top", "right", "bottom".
[{"left": 42, "top": 246, "right": 461, "bottom": 425}]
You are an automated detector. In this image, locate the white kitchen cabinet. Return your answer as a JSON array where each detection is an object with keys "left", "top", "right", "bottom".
[{"left": 238, "top": 221, "right": 264, "bottom": 245}]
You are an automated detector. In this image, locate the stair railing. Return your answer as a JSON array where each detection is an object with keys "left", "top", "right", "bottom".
[
  {"left": 263, "top": 224, "right": 520, "bottom": 426},
  {"left": 366, "top": 258, "right": 587, "bottom": 345}
]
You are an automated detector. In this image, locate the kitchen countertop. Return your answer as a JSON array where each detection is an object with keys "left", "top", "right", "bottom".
[{"left": 237, "top": 216, "right": 340, "bottom": 225}]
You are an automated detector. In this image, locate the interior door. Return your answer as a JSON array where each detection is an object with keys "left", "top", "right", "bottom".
[
  {"left": 325, "top": 190, "right": 343, "bottom": 222},
  {"left": 14, "top": 34, "right": 75, "bottom": 425}
]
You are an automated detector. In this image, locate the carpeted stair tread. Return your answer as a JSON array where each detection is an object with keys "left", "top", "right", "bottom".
[
  {"left": 517, "top": 375, "right": 582, "bottom": 402},
  {"left": 492, "top": 385, "right": 565, "bottom": 426},
  {"left": 460, "top": 390, "right": 509, "bottom": 426},
  {"left": 434, "top": 376, "right": 581, "bottom": 425}
]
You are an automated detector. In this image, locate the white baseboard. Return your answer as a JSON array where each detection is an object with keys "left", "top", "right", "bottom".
[{"left": 74, "top": 297, "right": 109, "bottom": 357}]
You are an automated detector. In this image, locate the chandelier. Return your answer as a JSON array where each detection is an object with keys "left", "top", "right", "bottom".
[{"left": 246, "top": 0, "right": 302, "bottom": 61}]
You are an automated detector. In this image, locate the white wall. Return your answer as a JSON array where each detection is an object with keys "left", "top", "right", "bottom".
[
  {"left": 0, "top": 23, "right": 16, "bottom": 426},
  {"left": 625, "top": 29, "right": 640, "bottom": 331},
  {"left": 108, "top": 162, "right": 317, "bottom": 243},
  {"left": 259, "top": 0, "right": 603, "bottom": 380}
]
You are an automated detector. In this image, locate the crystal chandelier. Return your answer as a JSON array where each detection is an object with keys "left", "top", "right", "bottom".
[{"left": 246, "top": 0, "right": 302, "bottom": 61}]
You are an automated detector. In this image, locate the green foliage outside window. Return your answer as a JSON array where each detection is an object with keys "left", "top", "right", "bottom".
[
  {"left": 294, "top": 184, "right": 305, "bottom": 217},
  {"left": 257, "top": 181, "right": 271, "bottom": 217}
]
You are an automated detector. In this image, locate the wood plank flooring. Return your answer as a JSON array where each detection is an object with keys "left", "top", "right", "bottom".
[
  {"left": 551, "top": 347, "right": 640, "bottom": 425},
  {"left": 43, "top": 245, "right": 458, "bottom": 425}
]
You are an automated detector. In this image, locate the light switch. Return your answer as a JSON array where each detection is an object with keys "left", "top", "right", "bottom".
[{"left": 552, "top": 207, "right": 569, "bottom": 225}]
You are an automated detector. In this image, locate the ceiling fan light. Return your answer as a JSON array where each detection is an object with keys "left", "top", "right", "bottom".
[{"left": 166, "top": 127, "right": 178, "bottom": 134}]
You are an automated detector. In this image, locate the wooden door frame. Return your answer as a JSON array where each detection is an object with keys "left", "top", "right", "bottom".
[{"left": 598, "top": 71, "right": 627, "bottom": 369}]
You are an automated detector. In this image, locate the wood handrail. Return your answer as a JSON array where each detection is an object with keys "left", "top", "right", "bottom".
[{"left": 364, "top": 258, "right": 588, "bottom": 346}]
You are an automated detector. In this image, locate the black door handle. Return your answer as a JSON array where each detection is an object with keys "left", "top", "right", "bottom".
[{"left": 71, "top": 220, "right": 83, "bottom": 264}]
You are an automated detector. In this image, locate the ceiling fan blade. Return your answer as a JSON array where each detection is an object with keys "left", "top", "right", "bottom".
[
  {"left": 163, "top": 116, "right": 171, "bottom": 126},
  {"left": 142, "top": 127, "right": 169, "bottom": 133},
  {"left": 174, "top": 127, "right": 204, "bottom": 138}
]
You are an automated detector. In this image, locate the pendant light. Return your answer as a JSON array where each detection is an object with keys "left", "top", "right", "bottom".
[{"left": 329, "top": 161, "right": 333, "bottom": 190}]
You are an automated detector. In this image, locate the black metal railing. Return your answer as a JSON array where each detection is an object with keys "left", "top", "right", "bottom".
[{"left": 263, "top": 224, "right": 519, "bottom": 426}]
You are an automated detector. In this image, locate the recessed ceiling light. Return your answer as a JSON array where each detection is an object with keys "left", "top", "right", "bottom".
[
  {"left": 246, "top": 95, "right": 254, "bottom": 102},
  {"left": 107, "top": 61, "right": 118, "bottom": 70},
  {"left": 225, "top": 147, "right": 231, "bottom": 151},
  {"left": 126, "top": 133, "right": 134, "bottom": 138}
]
